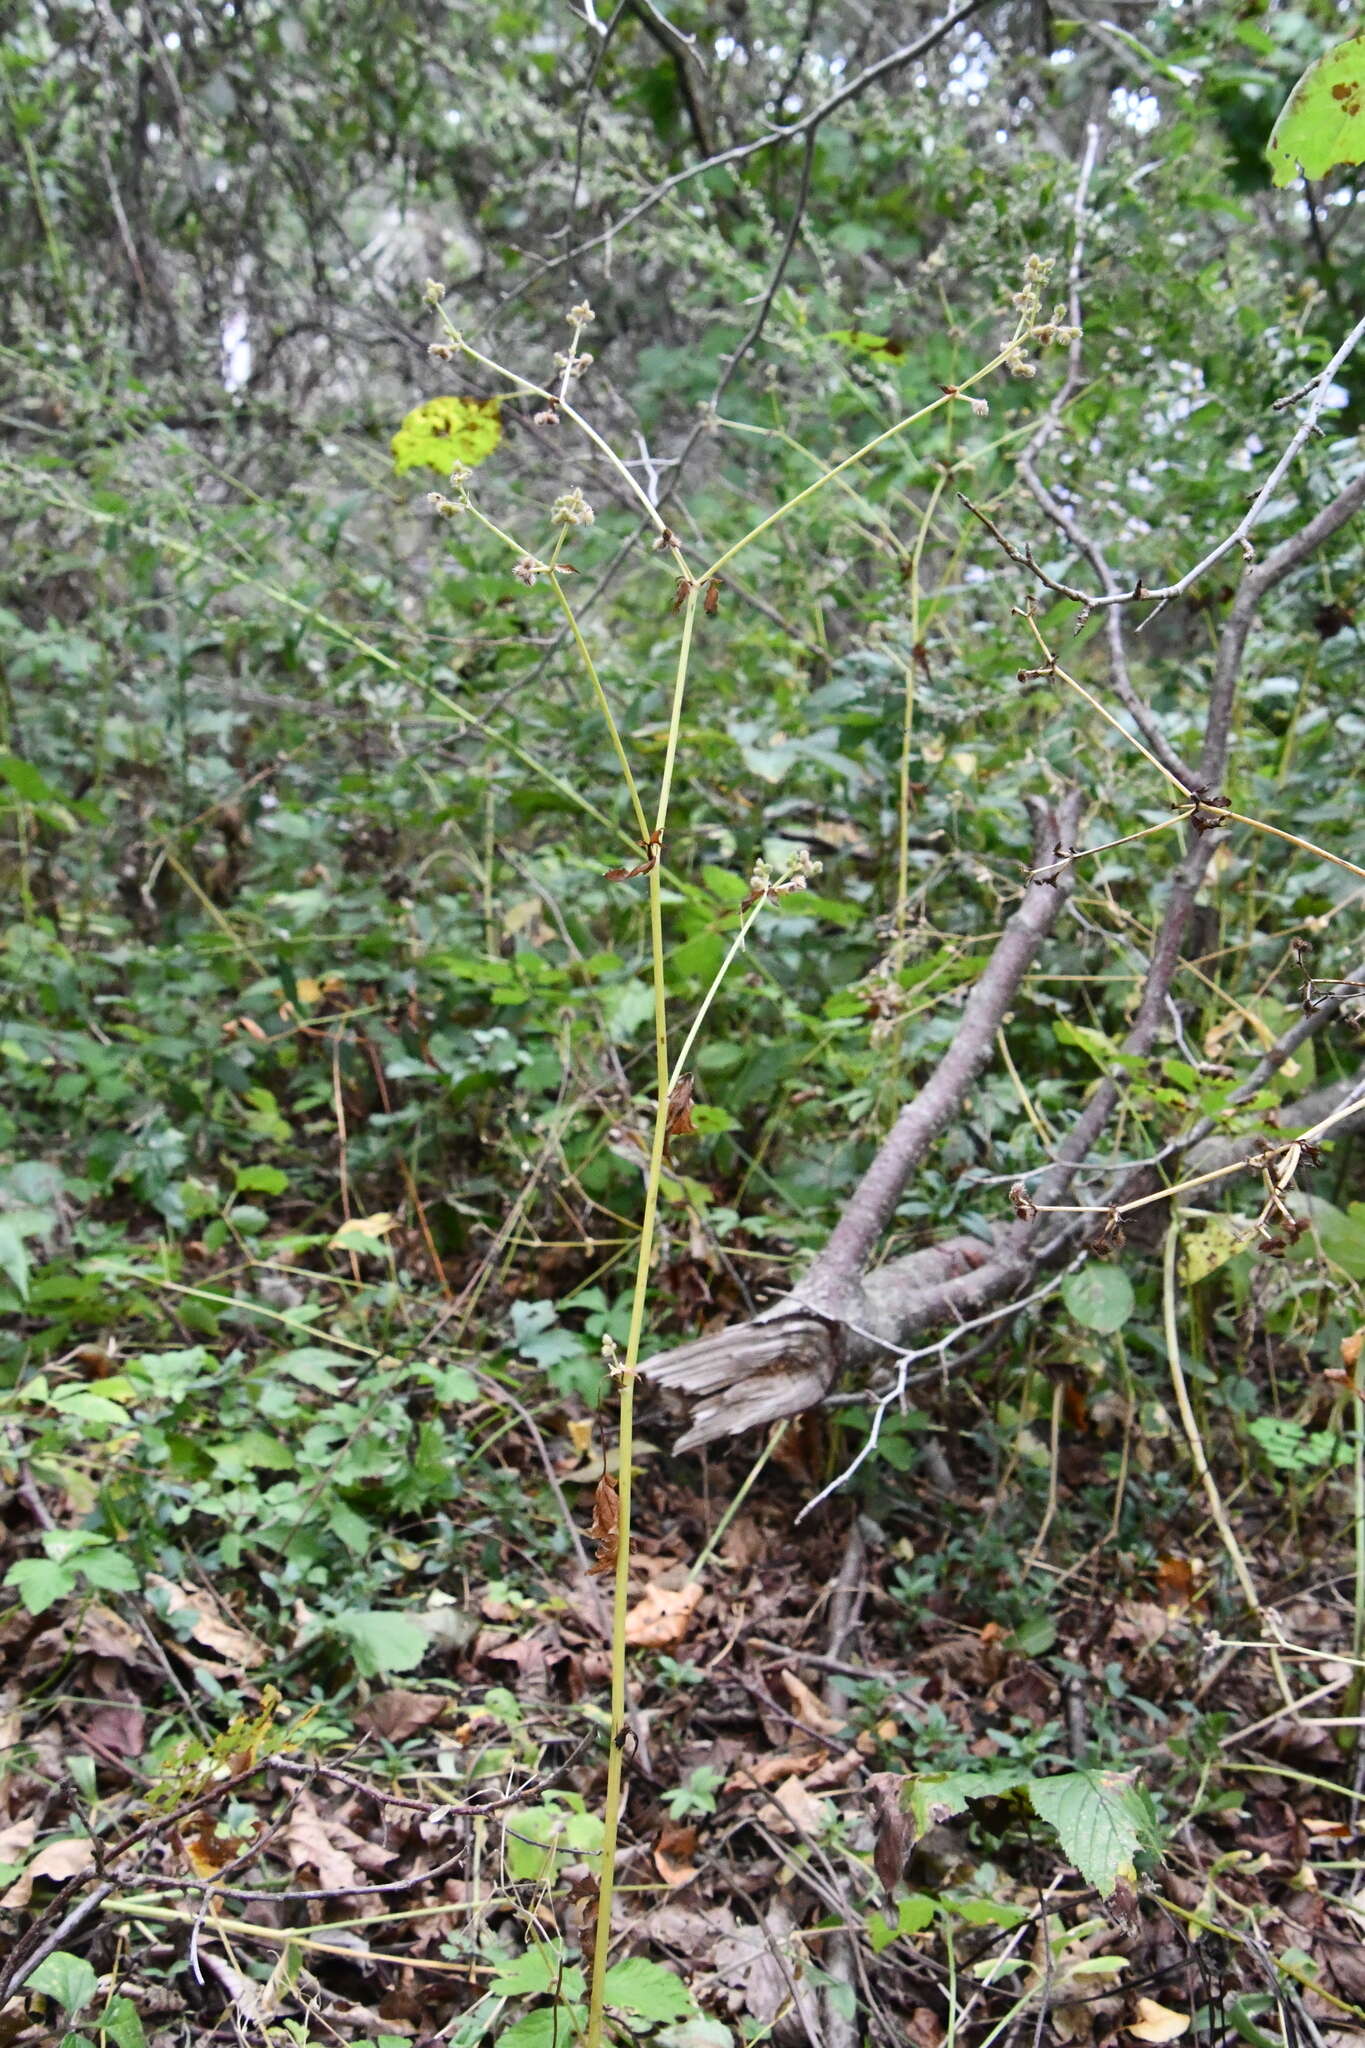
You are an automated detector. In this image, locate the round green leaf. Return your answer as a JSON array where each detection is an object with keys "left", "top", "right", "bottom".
[
  {"left": 1062, "top": 1264, "right": 1134, "bottom": 1334},
  {"left": 1267, "top": 35, "right": 1365, "bottom": 187}
]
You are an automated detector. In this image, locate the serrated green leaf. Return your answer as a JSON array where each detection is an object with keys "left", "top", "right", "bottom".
[
  {"left": 602, "top": 1957, "right": 697, "bottom": 2022},
  {"left": 1027, "top": 1769, "right": 1143, "bottom": 1896},
  {"left": 3, "top": 1558, "right": 77, "bottom": 1614}
]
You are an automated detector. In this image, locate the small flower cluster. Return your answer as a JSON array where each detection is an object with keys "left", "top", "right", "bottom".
[
  {"left": 551, "top": 485, "right": 594, "bottom": 527},
  {"left": 744, "top": 845, "right": 822, "bottom": 909},
  {"left": 858, "top": 963, "right": 909, "bottom": 1047},
  {"left": 568, "top": 300, "right": 595, "bottom": 328},
  {"left": 553, "top": 348, "right": 594, "bottom": 381},
  {"left": 512, "top": 555, "right": 553, "bottom": 586},
  {"left": 426, "top": 461, "right": 473, "bottom": 521},
  {"left": 1005, "top": 254, "right": 1080, "bottom": 377}
]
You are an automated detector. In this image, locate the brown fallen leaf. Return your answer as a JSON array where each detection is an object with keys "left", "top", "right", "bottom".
[
  {"left": 728, "top": 1748, "right": 826, "bottom": 1790},
  {"left": 148, "top": 1574, "right": 269, "bottom": 1668},
  {"left": 761, "top": 1773, "right": 834, "bottom": 1836},
  {"left": 588, "top": 1472, "right": 620, "bottom": 1577},
  {"left": 283, "top": 1789, "right": 396, "bottom": 1892},
  {"left": 866, "top": 1771, "right": 913, "bottom": 1895},
  {"left": 1128, "top": 1998, "right": 1191, "bottom": 2042},
  {"left": 623, "top": 1580, "right": 702, "bottom": 1647},
  {"left": 781, "top": 1669, "right": 847, "bottom": 1737},
  {"left": 653, "top": 1821, "right": 700, "bottom": 1888},
  {"left": 78, "top": 1702, "right": 146, "bottom": 1763},
  {"left": 358, "top": 1690, "right": 451, "bottom": 1742},
  {"left": 1, "top": 1835, "right": 96, "bottom": 1910}
]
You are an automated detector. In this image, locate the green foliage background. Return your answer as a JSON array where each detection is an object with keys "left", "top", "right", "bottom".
[{"left": 2, "top": 3, "right": 1364, "bottom": 2000}]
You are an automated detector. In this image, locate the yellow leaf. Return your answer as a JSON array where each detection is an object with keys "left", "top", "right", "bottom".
[
  {"left": 328, "top": 1212, "right": 397, "bottom": 1251},
  {"left": 392, "top": 394, "right": 501, "bottom": 476},
  {"left": 1128, "top": 1999, "right": 1190, "bottom": 2042}
]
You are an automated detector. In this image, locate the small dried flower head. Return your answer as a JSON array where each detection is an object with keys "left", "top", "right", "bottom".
[
  {"left": 533, "top": 404, "right": 560, "bottom": 427},
  {"left": 567, "top": 299, "right": 596, "bottom": 326},
  {"left": 1007, "top": 349, "right": 1037, "bottom": 379},
  {"left": 448, "top": 460, "right": 472, "bottom": 489},
  {"left": 551, "top": 485, "right": 595, "bottom": 528},
  {"left": 1024, "top": 253, "right": 1052, "bottom": 284},
  {"left": 970, "top": 396, "right": 990, "bottom": 418},
  {"left": 426, "top": 492, "right": 463, "bottom": 520},
  {"left": 553, "top": 349, "right": 594, "bottom": 380},
  {"left": 423, "top": 278, "right": 446, "bottom": 305},
  {"left": 512, "top": 554, "right": 552, "bottom": 587},
  {"left": 428, "top": 341, "right": 457, "bottom": 362}
]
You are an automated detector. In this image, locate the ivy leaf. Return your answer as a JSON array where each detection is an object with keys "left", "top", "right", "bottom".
[
  {"left": 1026, "top": 1768, "right": 1145, "bottom": 1897},
  {"left": 392, "top": 395, "right": 501, "bottom": 476},
  {"left": 1267, "top": 35, "right": 1365, "bottom": 186}
]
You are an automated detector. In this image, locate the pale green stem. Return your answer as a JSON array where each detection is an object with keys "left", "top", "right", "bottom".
[
  {"left": 548, "top": 576, "right": 651, "bottom": 846},
  {"left": 1161, "top": 1222, "right": 1294, "bottom": 1709},
  {"left": 688, "top": 1422, "right": 790, "bottom": 1583},
  {"left": 700, "top": 347, "right": 1015, "bottom": 583}
]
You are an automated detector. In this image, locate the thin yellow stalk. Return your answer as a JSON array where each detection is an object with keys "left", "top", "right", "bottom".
[
  {"left": 1161, "top": 1222, "right": 1294, "bottom": 1708},
  {"left": 701, "top": 349, "right": 1015, "bottom": 584}
]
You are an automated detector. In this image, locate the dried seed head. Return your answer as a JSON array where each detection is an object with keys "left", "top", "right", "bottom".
[
  {"left": 427, "top": 341, "right": 458, "bottom": 361},
  {"left": 426, "top": 492, "right": 463, "bottom": 520},
  {"left": 567, "top": 299, "right": 596, "bottom": 326},
  {"left": 970, "top": 396, "right": 990, "bottom": 418},
  {"left": 423, "top": 278, "right": 446, "bottom": 305},
  {"left": 512, "top": 554, "right": 552, "bottom": 586},
  {"left": 551, "top": 485, "right": 595, "bottom": 528}
]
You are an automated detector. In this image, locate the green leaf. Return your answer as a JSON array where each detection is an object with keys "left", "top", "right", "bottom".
[
  {"left": 392, "top": 395, "right": 502, "bottom": 476},
  {"left": 489, "top": 1944, "right": 570, "bottom": 1999},
  {"left": 234, "top": 1164, "right": 289, "bottom": 1195},
  {"left": 102, "top": 1995, "right": 148, "bottom": 2048},
  {"left": 328, "top": 1608, "right": 428, "bottom": 1676},
  {"left": 1062, "top": 1265, "right": 1135, "bottom": 1334},
  {"left": 869, "top": 1893, "right": 937, "bottom": 1952},
  {"left": 823, "top": 328, "right": 910, "bottom": 360},
  {"left": 0, "top": 752, "right": 64, "bottom": 804},
  {"left": 78, "top": 1548, "right": 139, "bottom": 1594},
  {"left": 1026, "top": 1769, "right": 1144, "bottom": 1896},
  {"left": 657, "top": 2021, "right": 733, "bottom": 2048},
  {"left": 492, "top": 2012, "right": 565, "bottom": 2048},
  {"left": 27, "top": 1951, "right": 98, "bottom": 2014},
  {"left": 1054, "top": 1017, "right": 1121, "bottom": 1070},
  {"left": 265, "top": 1347, "right": 350, "bottom": 1389},
  {"left": 602, "top": 1958, "right": 697, "bottom": 2022},
  {"left": 0, "top": 1220, "right": 31, "bottom": 1302},
  {"left": 4, "top": 1558, "right": 77, "bottom": 1614},
  {"left": 903, "top": 1764, "right": 1029, "bottom": 1835},
  {"left": 1267, "top": 34, "right": 1365, "bottom": 186}
]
